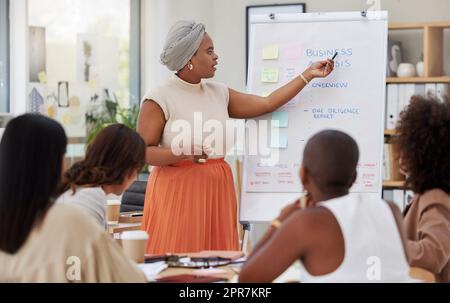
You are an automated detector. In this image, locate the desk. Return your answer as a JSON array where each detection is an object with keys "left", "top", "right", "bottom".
[
  {"left": 156, "top": 265, "right": 239, "bottom": 282},
  {"left": 409, "top": 267, "right": 435, "bottom": 283},
  {"left": 151, "top": 261, "right": 300, "bottom": 283},
  {"left": 108, "top": 211, "right": 143, "bottom": 234},
  {"left": 152, "top": 263, "right": 432, "bottom": 283},
  {"left": 108, "top": 222, "right": 142, "bottom": 234}
]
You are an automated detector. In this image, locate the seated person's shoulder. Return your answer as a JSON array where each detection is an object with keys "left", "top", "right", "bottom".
[
  {"left": 413, "top": 189, "right": 450, "bottom": 214},
  {"left": 288, "top": 207, "right": 336, "bottom": 231},
  {"left": 42, "top": 203, "right": 104, "bottom": 236},
  {"left": 421, "top": 189, "right": 450, "bottom": 204},
  {"left": 282, "top": 207, "right": 342, "bottom": 250},
  {"left": 57, "top": 187, "right": 99, "bottom": 204},
  {"left": 16, "top": 204, "right": 107, "bottom": 264}
]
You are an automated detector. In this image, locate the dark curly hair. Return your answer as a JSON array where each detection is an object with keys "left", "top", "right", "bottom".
[
  {"left": 395, "top": 94, "right": 450, "bottom": 194},
  {"left": 61, "top": 124, "right": 146, "bottom": 194}
]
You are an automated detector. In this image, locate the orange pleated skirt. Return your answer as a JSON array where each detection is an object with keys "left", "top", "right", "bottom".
[{"left": 142, "top": 158, "right": 239, "bottom": 254}]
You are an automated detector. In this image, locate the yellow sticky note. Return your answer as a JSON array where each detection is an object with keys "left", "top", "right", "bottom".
[
  {"left": 88, "top": 79, "right": 97, "bottom": 89},
  {"left": 47, "top": 104, "right": 57, "bottom": 118},
  {"left": 262, "top": 44, "right": 279, "bottom": 60},
  {"left": 261, "top": 68, "right": 279, "bottom": 83},
  {"left": 38, "top": 71, "right": 47, "bottom": 84},
  {"left": 61, "top": 113, "right": 71, "bottom": 125}
]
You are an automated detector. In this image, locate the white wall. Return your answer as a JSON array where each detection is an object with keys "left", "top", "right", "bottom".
[
  {"left": 212, "top": 0, "right": 450, "bottom": 91},
  {"left": 143, "top": 0, "right": 450, "bottom": 93},
  {"left": 9, "top": 0, "right": 28, "bottom": 115},
  {"left": 141, "top": 0, "right": 214, "bottom": 94}
]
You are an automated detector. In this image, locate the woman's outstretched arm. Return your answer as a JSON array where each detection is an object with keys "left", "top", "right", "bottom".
[{"left": 228, "top": 60, "right": 334, "bottom": 119}]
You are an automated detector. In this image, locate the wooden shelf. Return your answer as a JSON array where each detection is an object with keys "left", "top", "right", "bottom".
[
  {"left": 68, "top": 137, "right": 86, "bottom": 144},
  {"left": 382, "top": 180, "right": 405, "bottom": 188},
  {"left": 384, "top": 129, "right": 398, "bottom": 136},
  {"left": 386, "top": 76, "right": 450, "bottom": 83},
  {"left": 388, "top": 21, "right": 449, "bottom": 78},
  {"left": 389, "top": 23, "right": 425, "bottom": 30},
  {"left": 383, "top": 21, "right": 450, "bottom": 187},
  {"left": 389, "top": 21, "right": 450, "bottom": 30}
]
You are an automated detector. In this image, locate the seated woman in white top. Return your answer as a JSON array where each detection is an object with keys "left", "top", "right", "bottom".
[
  {"left": 57, "top": 124, "right": 146, "bottom": 228},
  {"left": 0, "top": 114, "right": 146, "bottom": 282},
  {"left": 239, "top": 130, "right": 411, "bottom": 283}
]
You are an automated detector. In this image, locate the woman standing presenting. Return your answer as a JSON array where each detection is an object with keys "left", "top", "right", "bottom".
[{"left": 137, "top": 20, "right": 334, "bottom": 254}]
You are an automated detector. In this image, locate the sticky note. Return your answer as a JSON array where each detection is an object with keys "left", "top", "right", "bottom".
[
  {"left": 271, "top": 132, "right": 288, "bottom": 149},
  {"left": 262, "top": 44, "right": 279, "bottom": 60},
  {"left": 272, "top": 112, "right": 289, "bottom": 128},
  {"left": 261, "top": 68, "right": 279, "bottom": 83},
  {"left": 38, "top": 71, "right": 47, "bottom": 84},
  {"left": 88, "top": 79, "right": 97, "bottom": 89},
  {"left": 284, "top": 44, "right": 302, "bottom": 60}
]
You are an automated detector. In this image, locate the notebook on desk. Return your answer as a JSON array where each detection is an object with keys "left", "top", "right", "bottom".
[
  {"left": 144, "top": 251, "right": 246, "bottom": 266},
  {"left": 183, "top": 250, "right": 245, "bottom": 261},
  {"left": 156, "top": 274, "right": 227, "bottom": 283},
  {"left": 119, "top": 211, "right": 143, "bottom": 223}
]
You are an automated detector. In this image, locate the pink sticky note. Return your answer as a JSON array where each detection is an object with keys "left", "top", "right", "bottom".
[{"left": 284, "top": 44, "right": 302, "bottom": 60}]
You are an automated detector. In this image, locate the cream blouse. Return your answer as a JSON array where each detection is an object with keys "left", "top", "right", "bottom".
[
  {"left": 0, "top": 203, "right": 146, "bottom": 282},
  {"left": 142, "top": 75, "right": 234, "bottom": 158}
]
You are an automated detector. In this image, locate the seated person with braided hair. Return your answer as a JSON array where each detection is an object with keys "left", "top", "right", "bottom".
[{"left": 57, "top": 124, "right": 146, "bottom": 228}]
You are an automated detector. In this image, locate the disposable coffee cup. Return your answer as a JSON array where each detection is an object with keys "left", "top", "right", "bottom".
[
  {"left": 106, "top": 200, "right": 121, "bottom": 224},
  {"left": 120, "top": 231, "right": 149, "bottom": 263}
]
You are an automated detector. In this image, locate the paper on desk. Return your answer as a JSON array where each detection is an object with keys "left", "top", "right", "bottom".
[
  {"left": 193, "top": 268, "right": 228, "bottom": 276},
  {"left": 232, "top": 257, "right": 247, "bottom": 264},
  {"left": 138, "top": 262, "right": 168, "bottom": 281}
]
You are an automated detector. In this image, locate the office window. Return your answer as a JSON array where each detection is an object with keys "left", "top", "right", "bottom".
[
  {"left": 27, "top": 0, "right": 140, "bottom": 140},
  {"left": 0, "top": 0, "right": 9, "bottom": 112}
]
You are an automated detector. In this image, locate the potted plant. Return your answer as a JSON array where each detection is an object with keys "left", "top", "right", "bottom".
[{"left": 85, "top": 90, "right": 149, "bottom": 177}]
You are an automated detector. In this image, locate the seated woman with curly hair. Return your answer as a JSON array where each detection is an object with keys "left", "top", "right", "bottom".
[
  {"left": 57, "top": 124, "right": 146, "bottom": 229},
  {"left": 396, "top": 95, "right": 450, "bottom": 282}
]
